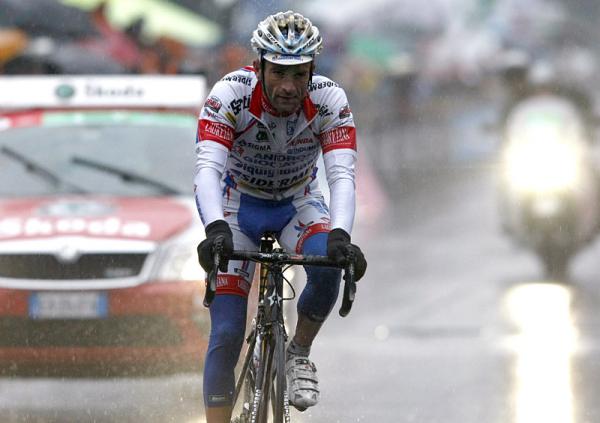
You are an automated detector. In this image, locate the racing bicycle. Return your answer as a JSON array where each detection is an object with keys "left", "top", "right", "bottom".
[{"left": 204, "top": 233, "right": 357, "bottom": 423}]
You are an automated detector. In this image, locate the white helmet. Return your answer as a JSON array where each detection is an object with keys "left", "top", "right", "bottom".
[{"left": 251, "top": 11, "right": 323, "bottom": 65}]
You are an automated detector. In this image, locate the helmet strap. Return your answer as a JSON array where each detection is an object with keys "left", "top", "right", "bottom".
[
  {"left": 308, "top": 61, "right": 315, "bottom": 90},
  {"left": 259, "top": 50, "right": 269, "bottom": 99}
]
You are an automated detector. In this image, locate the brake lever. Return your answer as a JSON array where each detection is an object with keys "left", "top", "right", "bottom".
[
  {"left": 203, "top": 235, "right": 224, "bottom": 308},
  {"left": 339, "top": 247, "right": 357, "bottom": 317}
]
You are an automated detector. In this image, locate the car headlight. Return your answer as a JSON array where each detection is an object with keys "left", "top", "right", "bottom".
[
  {"left": 153, "top": 243, "right": 204, "bottom": 282},
  {"left": 503, "top": 133, "right": 581, "bottom": 193}
]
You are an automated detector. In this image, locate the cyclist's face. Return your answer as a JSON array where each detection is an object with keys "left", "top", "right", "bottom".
[{"left": 258, "top": 60, "right": 312, "bottom": 115}]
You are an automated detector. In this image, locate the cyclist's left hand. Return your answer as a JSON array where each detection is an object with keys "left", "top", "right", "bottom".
[{"left": 327, "top": 228, "right": 367, "bottom": 281}]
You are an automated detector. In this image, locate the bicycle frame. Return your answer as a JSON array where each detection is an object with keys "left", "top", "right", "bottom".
[
  {"left": 233, "top": 235, "right": 288, "bottom": 422},
  {"left": 204, "top": 233, "right": 356, "bottom": 422}
]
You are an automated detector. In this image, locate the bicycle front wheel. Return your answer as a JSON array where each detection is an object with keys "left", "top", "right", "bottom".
[
  {"left": 272, "top": 324, "right": 290, "bottom": 422},
  {"left": 231, "top": 335, "right": 256, "bottom": 422},
  {"left": 232, "top": 333, "right": 275, "bottom": 423}
]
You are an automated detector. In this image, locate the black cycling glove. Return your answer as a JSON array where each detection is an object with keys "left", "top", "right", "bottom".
[
  {"left": 197, "top": 219, "right": 234, "bottom": 273},
  {"left": 327, "top": 228, "right": 367, "bottom": 281}
]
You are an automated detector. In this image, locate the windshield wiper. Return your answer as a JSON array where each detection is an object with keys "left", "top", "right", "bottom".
[
  {"left": 71, "top": 156, "right": 181, "bottom": 195},
  {"left": 1, "top": 146, "right": 87, "bottom": 194}
]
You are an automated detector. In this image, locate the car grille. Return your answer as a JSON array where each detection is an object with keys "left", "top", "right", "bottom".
[
  {"left": 0, "top": 254, "right": 147, "bottom": 280},
  {"left": 0, "top": 316, "right": 182, "bottom": 347}
]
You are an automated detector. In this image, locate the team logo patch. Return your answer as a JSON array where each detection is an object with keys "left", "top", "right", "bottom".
[
  {"left": 319, "top": 126, "right": 357, "bottom": 153},
  {"left": 339, "top": 104, "right": 352, "bottom": 119},
  {"left": 205, "top": 96, "right": 222, "bottom": 113},
  {"left": 198, "top": 119, "right": 234, "bottom": 149}
]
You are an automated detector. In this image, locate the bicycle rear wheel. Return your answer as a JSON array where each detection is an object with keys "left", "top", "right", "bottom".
[
  {"left": 255, "top": 326, "right": 288, "bottom": 423},
  {"left": 258, "top": 338, "right": 275, "bottom": 423}
]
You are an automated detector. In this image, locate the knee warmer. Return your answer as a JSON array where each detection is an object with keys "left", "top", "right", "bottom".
[{"left": 297, "top": 232, "right": 342, "bottom": 322}]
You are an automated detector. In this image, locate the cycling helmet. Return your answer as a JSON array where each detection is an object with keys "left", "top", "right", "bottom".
[{"left": 251, "top": 11, "right": 323, "bottom": 65}]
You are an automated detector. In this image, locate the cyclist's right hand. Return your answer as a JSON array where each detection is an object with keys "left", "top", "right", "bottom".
[
  {"left": 197, "top": 219, "right": 234, "bottom": 273},
  {"left": 327, "top": 228, "right": 367, "bottom": 281},
  {"left": 344, "top": 244, "right": 367, "bottom": 281}
]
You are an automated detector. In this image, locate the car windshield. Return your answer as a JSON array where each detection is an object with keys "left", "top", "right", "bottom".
[{"left": 0, "top": 111, "right": 196, "bottom": 197}]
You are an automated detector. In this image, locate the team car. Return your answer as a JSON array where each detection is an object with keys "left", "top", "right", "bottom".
[{"left": 0, "top": 75, "right": 209, "bottom": 376}]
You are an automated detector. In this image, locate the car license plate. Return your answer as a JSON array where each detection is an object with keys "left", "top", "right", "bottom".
[{"left": 29, "top": 292, "right": 108, "bottom": 319}]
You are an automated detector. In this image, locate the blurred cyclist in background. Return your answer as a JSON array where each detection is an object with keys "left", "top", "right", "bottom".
[
  {"left": 497, "top": 50, "right": 596, "bottom": 140},
  {"left": 194, "top": 10, "right": 367, "bottom": 423},
  {"left": 496, "top": 48, "right": 532, "bottom": 128}
]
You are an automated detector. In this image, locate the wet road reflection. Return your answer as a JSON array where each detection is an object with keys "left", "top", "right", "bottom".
[{"left": 504, "top": 282, "right": 577, "bottom": 423}]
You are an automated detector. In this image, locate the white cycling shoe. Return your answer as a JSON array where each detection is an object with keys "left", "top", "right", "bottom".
[{"left": 285, "top": 355, "right": 320, "bottom": 411}]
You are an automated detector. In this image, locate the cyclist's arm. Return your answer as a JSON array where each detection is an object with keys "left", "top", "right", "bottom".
[
  {"left": 316, "top": 83, "right": 357, "bottom": 234},
  {"left": 323, "top": 147, "right": 356, "bottom": 234},
  {"left": 193, "top": 79, "right": 240, "bottom": 226},
  {"left": 194, "top": 139, "right": 229, "bottom": 225}
]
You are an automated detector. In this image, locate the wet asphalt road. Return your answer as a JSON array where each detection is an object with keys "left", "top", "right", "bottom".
[{"left": 3, "top": 161, "right": 600, "bottom": 423}]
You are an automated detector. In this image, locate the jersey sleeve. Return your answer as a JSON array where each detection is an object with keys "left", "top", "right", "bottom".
[
  {"left": 315, "top": 83, "right": 358, "bottom": 233},
  {"left": 316, "top": 86, "right": 357, "bottom": 153},
  {"left": 196, "top": 80, "right": 238, "bottom": 150},
  {"left": 324, "top": 149, "right": 355, "bottom": 233},
  {"left": 194, "top": 80, "right": 238, "bottom": 225},
  {"left": 194, "top": 142, "right": 229, "bottom": 225}
]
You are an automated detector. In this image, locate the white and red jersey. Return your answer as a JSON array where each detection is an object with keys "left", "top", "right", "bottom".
[{"left": 194, "top": 66, "right": 358, "bottom": 233}]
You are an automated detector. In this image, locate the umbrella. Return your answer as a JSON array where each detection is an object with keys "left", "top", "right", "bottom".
[
  {"left": 61, "top": 0, "right": 222, "bottom": 47},
  {"left": 0, "top": 0, "right": 98, "bottom": 40}
]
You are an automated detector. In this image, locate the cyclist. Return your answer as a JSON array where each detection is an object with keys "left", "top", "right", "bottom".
[{"left": 194, "top": 10, "right": 367, "bottom": 423}]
